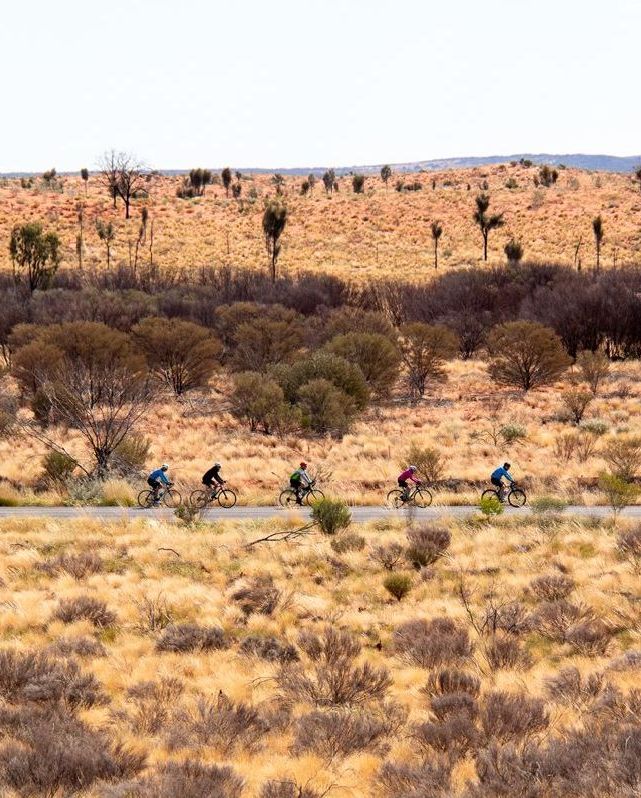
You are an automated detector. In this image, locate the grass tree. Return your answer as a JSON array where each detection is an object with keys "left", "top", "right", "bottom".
[
  {"left": 473, "top": 193, "right": 504, "bottom": 261},
  {"left": 430, "top": 221, "right": 443, "bottom": 269},
  {"left": 80, "top": 167, "right": 89, "bottom": 195},
  {"left": 592, "top": 215, "right": 604, "bottom": 271},
  {"left": 504, "top": 238, "right": 524, "bottom": 265},
  {"left": 221, "top": 167, "right": 232, "bottom": 197},
  {"left": 95, "top": 219, "right": 115, "bottom": 267},
  {"left": 262, "top": 198, "right": 287, "bottom": 282},
  {"left": 381, "top": 164, "right": 392, "bottom": 187}
]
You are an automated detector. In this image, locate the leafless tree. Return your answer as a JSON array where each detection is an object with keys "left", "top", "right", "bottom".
[{"left": 98, "top": 150, "right": 148, "bottom": 219}]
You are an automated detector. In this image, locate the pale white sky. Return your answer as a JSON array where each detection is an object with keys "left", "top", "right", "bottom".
[{"left": 1, "top": 0, "right": 639, "bottom": 171}]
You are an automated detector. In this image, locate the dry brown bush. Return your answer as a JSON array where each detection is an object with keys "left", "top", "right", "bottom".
[
  {"left": 156, "top": 623, "right": 227, "bottom": 653},
  {"left": 617, "top": 525, "right": 641, "bottom": 572},
  {"left": 370, "top": 542, "right": 405, "bottom": 571},
  {"left": 0, "top": 648, "right": 106, "bottom": 709},
  {"left": 424, "top": 668, "right": 481, "bottom": 698},
  {"left": 260, "top": 780, "right": 323, "bottom": 798},
  {"left": 480, "top": 691, "right": 549, "bottom": 742},
  {"left": 330, "top": 532, "right": 366, "bottom": 554},
  {"left": 46, "top": 636, "right": 107, "bottom": 659},
  {"left": 531, "top": 600, "right": 585, "bottom": 642},
  {"left": 405, "top": 525, "right": 451, "bottom": 569},
  {"left": 114, "top": 678, "right": 184, "bottom": 735},
  {"left": 530, "top": 574, "right": 576, "bottom": 602},
  {"left": 167, "top": 692, "right": 270, "bottom": 755},
  {"left": 430, "top": 692, "right": 479, "bottom": 722},
  {"left": 544, "top": 667, "right": 604, "bottom": 706},
  {"left": 393, "top": 618, "right": 473, "bottom": 668},
  {"left": 378, "top": 758, "right": 452, "bottom": 798},
  {"left": 111, "top": 760, "right": 244, "bottom": 798},
  {"left": 134, "top": 593, "right": 175, "bottom": 633},
  {"left": 485, "top": 634, "right": 532, "bottom": 670},
  {"left": 565, "top": 619, "right": 612, "bottom": 656},
  {"left": 292, "top": 703, "right": 407, "bottom": 762},
  {"left": 239, "top": 635, "right": 299, "bottom": 664},
  {"left": 231, "top": 575, "right": 282, "bottom": 616},
  {"left": 53, "top": 595, "right": 116, "bottom": 628},
  {"left": 413, "top": 712, "right": 479, "bottom": 758},
  {"left": 481, "top": 600, "right": 532, "bottom": 637},
  {"left": 38, "top": 551, "right": 104, "bottom": 580}
]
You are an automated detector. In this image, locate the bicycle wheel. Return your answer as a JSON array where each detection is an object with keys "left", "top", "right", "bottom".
[
  {"left": 413, "top": 487, "right": 433, "bottom": 508},
  {"left": 163, "top": 489, "right": 182, "bottom": 508},
  {"left": 217, "top": 488, "right": 237, "bottom": 508},
  {"left": 137, "top": 490, "right": 155, "bottom": 508},
  {"left": 190, "top": 489, "right": 210, "bottom": 509},
  {"left": 279, "top": 489, "right": 297, "bottom": 507},
  {"left": 481, "top": 489, "right": 500, "bottom": 502},
  {"left": 386, "top": 489, "right": 405, "bottom": 509},
  {"left": 508, "top": 488, "right": 527, "bottom": 508},
  {"left": 305, "top": 489, "right": 324, "bottom": 506}
]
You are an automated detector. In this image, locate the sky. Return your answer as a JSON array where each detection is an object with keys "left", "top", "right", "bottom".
[{"left": 1, "top": 0, "right": 639, "bottom": 171}]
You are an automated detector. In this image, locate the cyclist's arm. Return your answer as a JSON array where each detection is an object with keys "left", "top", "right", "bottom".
[
  {"left": 159, "top": 473, "right": 171, "bottom": 486},
  {"left": 505, "top": 471, "right": 514, "bottom": 483}
]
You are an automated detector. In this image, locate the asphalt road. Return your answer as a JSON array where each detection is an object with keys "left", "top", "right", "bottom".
[{"left": 0, "top": 505, "right": 639, "bottom": 521}]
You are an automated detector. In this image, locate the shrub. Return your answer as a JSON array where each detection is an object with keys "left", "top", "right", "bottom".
[
  {"left": 487, "top": 321, "right": 571, "bottom": 390},
  {"left": 413, "top": 712, "right": 479, "bottom": 757},
  {"left": 298, "top": 378, "right": 357, "bottom": 434},
  {"left": 0, "top": 649, "right": 106, "bottom": 708},
  {"left": 324, "top": 332, "right": 400, "bottom": 396},
  {"left": 617, "top": 525, "right": 641, "bottom": 572},
  {"left": 112, "top": 434, "right": 150, "bottom": 475},
  {"left": 292, "top": 704, "right": 405, "bottom": 762},
  {"left": 42, "top": 450, "right": 77, "bottom": 486},
  {"left": 230, "top": 372, "right": 296, "bottom": 435},
  {"left": 500, "top": 423, "right": 527, "bottom": 444},
  {"left": 561, "top": 387, "right": 594, "bottom": 424},
  {"left": 370, "top": 542, "right": 405, "bottom": 570},
  {"left": 239, "top": 635, "right": 299, "bottom": 664},
  {"left": 544, "top": 667, "right": 604, "bottom": 706},
  {"left": 479, "top": 494, "right": 503, "bottom": 516},
  {"left": 405, "top": 525, "right": 451, "bottom": 568},
  {"left": 231, "top": 576, "right": 281, "bottom": 616},
  {"left": 46, "top": 636, "right": 107, "bottom": 659},
  {"left": 599, "top": 472, "right": 640, "bottom": 517},
  {"left": 403, "top": 443, "right": 446, "bottom": 483},
  {"left": 260, "top": 780, "right": 322, "bottom": 798},
  {"left": 504, "top": 239, "right": 524, "bottom": 264},
  {"left": 393, "top": 618, "right": 473, "bottom": 668},
  {"left": 232, "top": 316, "right": 303, "bottom": 372},
  {"left": 577, "top": 350, "right": 610, "bottom": 395},
  {"left": 311, "top": 498, "right": 351, "bottom": 535},
  {"left": 156, "top": 623, "right": 226, "bottom": 653},
  {"left": 384, "top": 573, "right": 413, "bottom": 601},
  {"left": 167, "top": 693, "right": 269, "bottom": 755},
  {"left": 566, "top": 619, "right": 612, "bottom": 656},
  {"left": 330, "top": 532, "right": 365, "bottom": 553},
  {"left": 40, "top": 551, "right": 103, "bottom": 581},
  {"left": 485, "top": 634, "right": 531, "bottom": 670},
  {"left": 352, "top": 174, "right": 366, "bottom": 193},
  {"left": 53, "top": 596, "right": 116, "bottom": 628},
  {"left": 530, "top": 574, "right": 575, "bottom": 601},
  {"left": 425, "top": 668, "right": 481, "bottom": 698},
  {"left": 430, "top": 691, "right": 479, "bottom": 721},
  {"left": 125, "top": 760, "right": 244, "bottom": 798},
  {"left": 378, "top": 759, "right": 452, "bottom": 798},
  {"left": 480, "top": 691, "right": 549, "bottom": 741},
  {"left": 530, "top": 495, "right": 569, "bottom": 515},
  {"left": 602, "top": 436, "right": 641, "bottom": 481},
  {"left": 121, "top": 678, "right": 184, "bottom": 735},
  {"left": 276, "top": 351, "right": 369, "bottom": 411},
  {"left": 399, "top": 323, "right": 458, "bottom": 400},
  {"left": 531, "top": 600, "right": 584, "bottom": 642},
  {"left": 323, "top": 307, "right": 396, "bottom": 342}
]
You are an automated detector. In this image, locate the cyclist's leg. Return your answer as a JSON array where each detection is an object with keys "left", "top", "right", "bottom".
[{"left": 398, "top": 480, "right": 409, "bottom": 501}]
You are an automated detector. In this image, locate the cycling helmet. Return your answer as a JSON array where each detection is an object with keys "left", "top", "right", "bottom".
[
  {"left": 161, "top": 463, "right": 169, "bottom": 470},
  {"left": 503, "top": 462, "right": 511, "bottom": 469},
  {"left": 409, "top": 465, "right": 417, "bottom": 472},
  {"left": 300, "top": 462, "right": 307, "bottom": 468},
  {"left": 214, "top": 462, "right": 221, "bottom": 467}
]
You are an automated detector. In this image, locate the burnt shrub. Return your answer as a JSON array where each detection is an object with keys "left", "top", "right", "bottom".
[
  {"left": 0, "top": 648, "right": 106, "bottom": 708},
  {"left": 278, "top": 627, "right": 391, "bottom": 707},
  {"left": 480, "top": 691, "right": 549, "bottom": 742},
  {"left": 231, "top": 576, "right": 282, "bottom": 616},
  {"left": 121, "top": 760, "right": 244, "bottom": 798},
  {"left": 378, "top": 759, "right": 452, "bottom": 798},
  {"left": 530, "top": 573, "right": 575, "bottom": 602},
  {"left": 239, "top": 635, "right": 299, "bottom": 664},
  {"left": 156, "top": 623, "right": 227, "bottom": 653},
  {"left": 425, "top": 668, "right": 481, "bottom": 699},
  {"left": 405, "top": 525, "right": 451, "bottom": 569},
  {"left": 167, "top": 692, "right": 270, "bottom": 755},
  {"left": 292, "top": 703, "right": 407, "bottom": 762},
  {"left": 52, "top": 595, "right": 116, "bottom": 628},
  {"left": 393, "top": 618, "right": 473, "bottom": 668},
  {"left": 485, "top": 634, "right": 532, "bottom": 670},
  {"left": 0, "top": 705, "right": 144, "bottom": 797}
]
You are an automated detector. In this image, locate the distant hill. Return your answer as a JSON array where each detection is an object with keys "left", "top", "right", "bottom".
[{"left": 2, "top": 153, "right": 639, "bottom": 179}]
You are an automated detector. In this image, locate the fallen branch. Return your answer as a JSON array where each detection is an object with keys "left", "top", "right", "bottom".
[
  {"left": 158, "top": 547, "right": 181, "bottom": 557},
  {"left": 246, "top": 521, "right": 316, "bottom": 547}
]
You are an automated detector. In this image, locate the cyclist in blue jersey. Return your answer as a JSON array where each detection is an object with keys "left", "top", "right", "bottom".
[
  {"left": 147, "top": 464, "right": 171, "bottom": 505},
  {"left": 490, "top": 463, "right": 514, "bottom": 501}
]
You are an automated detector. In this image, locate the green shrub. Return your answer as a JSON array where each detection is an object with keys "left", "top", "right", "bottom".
[
  {"left": 112, "top": 434, "right": 150, "bottom": 475},
  {"left": 602, "top": 436, "right": 641, "bottom": 481},
  {"left": 598, "top": 472, "right": 639, "bottom": 518},
  {"left": 311, "top": 498, "right": 351, "bottom": 536},
  {"left": 42, "top": 450, "right": 78, "bottom": 486},
  {"left": 500, "top": 424, "right": 527, "bottom": 444},
  {"left": 403, "top": 443, "right": 445, "bottom": 483},
  {"left": 330, "top": 533, "right": 366, "bottom": 554},
  {"left": 384, "top": 573, "right": 413, "bottom": 602},
  {"left": 298, "top": 378, "right": 357, "bottom": 435},
  {"left": 581, "top": 419, "right": 608, "bottom": 436},
  {"left": 479, "top": 495, "right": 504, "bottom": 517}
]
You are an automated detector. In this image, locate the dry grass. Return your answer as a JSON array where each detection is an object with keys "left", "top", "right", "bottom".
[
  {"left": 0, "top": 511, "right": 639, "bottom": 795},
  {"left": 1, "top": 164, "right": 640, "bottom": 282}
]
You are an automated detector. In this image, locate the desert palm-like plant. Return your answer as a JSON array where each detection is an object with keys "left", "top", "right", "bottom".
[
  {"left": 263, "top": 199, "right": 287, "bottom": 282},
  {"left": 592, "top": 215, "right": 604, "bottom": 271},
  {"left": 473, "top": 194, "right": 504, "bottom": 261},
  {"left": 431, "top": 221, "right": 443, "bottom": 269}
]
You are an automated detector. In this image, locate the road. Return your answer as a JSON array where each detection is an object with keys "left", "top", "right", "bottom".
[{"left": 0, "top": 505, "right": 639, "bottom": 521}]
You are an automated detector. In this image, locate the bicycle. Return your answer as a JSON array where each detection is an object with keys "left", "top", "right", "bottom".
[
  {"left": 137, "top": 483, "right": 182, "bottom": 509},
  {"left": 190, "top": 484, "right": 237, "bottom": 509},
  {"left": 386, "top": 484, "right": 433, "bottom": 509},
  {"left": 278, "top": 481, "right": 325, "bottom": 507},
  {"left": 481, "top": 483, "right": 527, "bottom": 508}
]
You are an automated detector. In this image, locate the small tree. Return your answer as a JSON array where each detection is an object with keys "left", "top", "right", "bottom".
[
  {"left": 307, "top": 173, "right": 316, "bottom": 194},
  {"left": 430, "top": 221, "right": 443, "bottom": 269},
  {"left": 352, "top": 174, "right": 366, "bottom": 194},
  {"left": 599, "top": 472, "right": 639, "bottom": 520},
  {"left": 560, "top": 387, "right": 593, "bottom": 424},
  {"left": 221, "top": 167, "right": 232, "bottom": 197},
  {"left": 504, "top": 239, "right": 524, "bottom": 265},
  {"left": 300, "top": 180, "right": 310, "bottom": 196},
  {"left": 592, "top": 216, "right": 604, "bottom": 271},
  {"left": 95, "top": 219, "right": 115, "bottom": 267},
  {"left": 322, "top": 169, "right": 336, "bottom": 195},
  {"left": 487, "top": 321, "right": 571, "bottom": 391},
  {"left": 98, "top": 150, "right": 147, "bottom": 219},
  {"left": 399, "top": 323, "right": 458, "bottom": 401},
  {"left": 473, "top": 193, "right": 504, "bottom": 261},
  {"left": 80, "top": 168, "right": 89, "bottom": 195},
  {"left": 324, "top": 332, "right": 400, "bottom": 397},
  {"left": 272, "top": 173, "right": 285, "bottom": 195},
  {"left": 577, "top": 350, "right": 610, "bottom": 395},
  {"left": 538, "top": 165, "right": 558, "bottom": 187},
  {"left": 262, "top": 198, "right": 287, "bottom": 282},
  {"left": 403, "top": 443, "right": 446, "bottom": 483},
  {"left": 230, "top": 372, "right": 294, "bottom": 434},
  {"left": 298, "top": 378, "right": 357, "bottom": 435},
  {"left": 9, "top": 223, "right": 60, "bottom": 293},
  {"left": 601, "top": 436, "right": 641, "bottom": 482},
  {"left": 132, "top": 317, "right": 222, "bottom": 396},
  {"left": 381, "top": 165, "right": 392, "bottom": 186}
]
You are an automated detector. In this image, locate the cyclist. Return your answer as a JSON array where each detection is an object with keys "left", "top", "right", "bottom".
[
  {"left": 290, "top": 462, "right": 312, "bottom": 505},
  {"left": 202, "top": 462, "right": 225, "bottom": 494},
  {"left": 147, "top": 464, "right": 171, "bottom": 505},
  {"left": 491, "top": 462, "right": 514, "bottom": 502},
  {"left": 398, "top": 465, "right": 421, "bottom": 502}
]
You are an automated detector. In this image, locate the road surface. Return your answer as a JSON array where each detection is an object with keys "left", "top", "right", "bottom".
[{"left": 0, "top": 505, "right": 639, "bottom": 521}]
